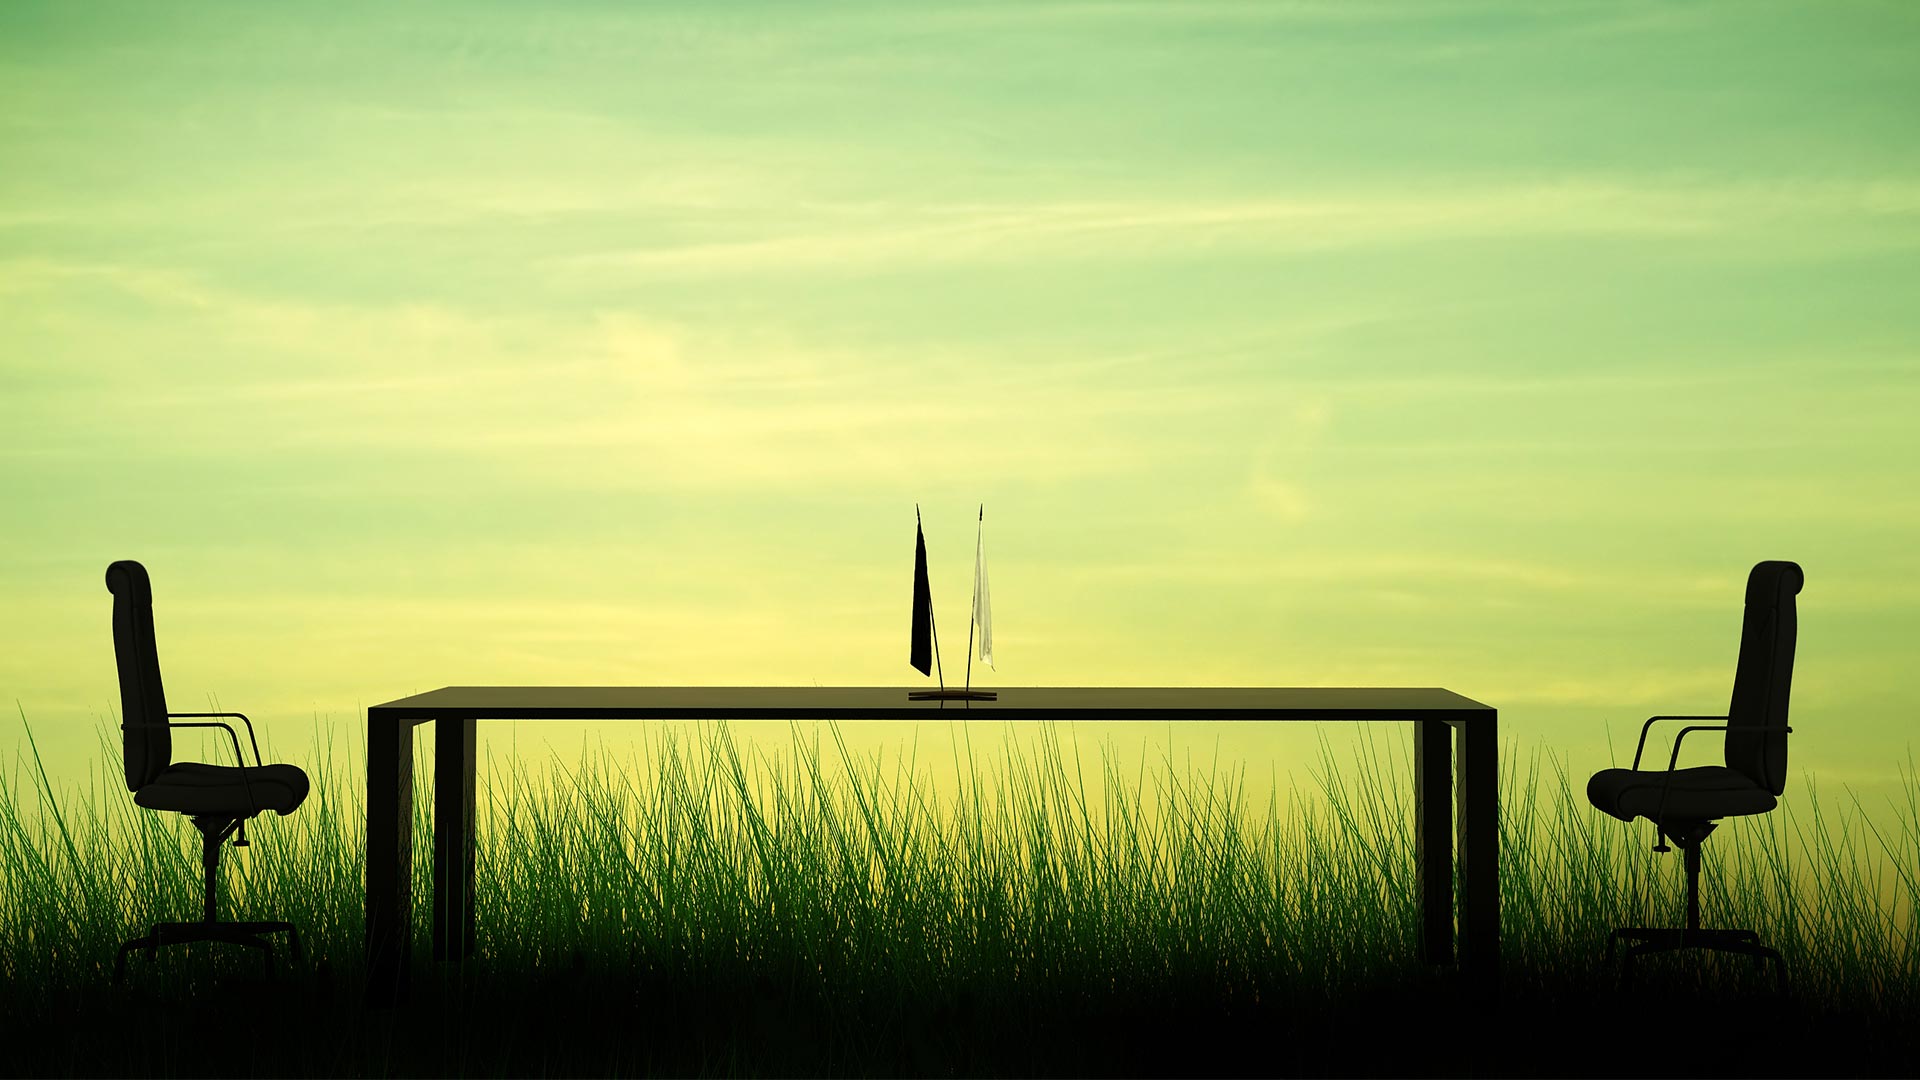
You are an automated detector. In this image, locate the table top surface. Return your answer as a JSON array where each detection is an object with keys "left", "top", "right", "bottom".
[{"left": 368, "top": 685, "right": 1493, "bottom": 720}]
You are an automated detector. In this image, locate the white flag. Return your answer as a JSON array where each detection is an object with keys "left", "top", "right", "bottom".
[{"left": 973, "top": 509, "right": 993, "bottom": 669}]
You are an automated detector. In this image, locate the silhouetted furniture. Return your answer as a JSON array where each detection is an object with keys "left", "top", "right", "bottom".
[
  {"left": 106, "top": 560, "right": 310, "bottom": 984},
  {"left": 362, "top": 686, "right": 1499, "bottom": 1006},
  {"left": 1587, "top": 560, "right": 1802, "bottom": 991}
]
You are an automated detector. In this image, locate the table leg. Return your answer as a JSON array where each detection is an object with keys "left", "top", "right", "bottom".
[
  {"left": 1415, "top": 718, "right": 1453, "bottom": 964},
  {"left": 433, "top": 716, "right": 477, "bottom": 962},
  {"left": 1456, "top": 711, "right": 1500, "bottom": 993},
  {"left": 365, "top": 710, "right": 414, "bottom": 1007}
]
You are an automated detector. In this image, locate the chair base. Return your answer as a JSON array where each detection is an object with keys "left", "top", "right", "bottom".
[
  {"left": 1606, "top": 926, "right": 1786, "bottom": 993},
  {"left": 113, "top": 919, "right": 303, "bottom": 985}
]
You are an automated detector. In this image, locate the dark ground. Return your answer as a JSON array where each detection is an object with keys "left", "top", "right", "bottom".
[{"left": 10, "top": 951, "right": 1917, "bottom": 1077}]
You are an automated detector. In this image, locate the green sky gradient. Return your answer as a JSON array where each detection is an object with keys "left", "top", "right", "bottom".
[{"left": 4, "top": 2, "right": 1918, "bottom": 848}]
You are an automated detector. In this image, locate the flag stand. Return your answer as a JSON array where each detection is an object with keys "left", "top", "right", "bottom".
[
  {"left": 908, "top": 689, "right": 997, "bottom": 701},
  {"left": 907, "top": 504, "right": 998, "bottom": 702}
]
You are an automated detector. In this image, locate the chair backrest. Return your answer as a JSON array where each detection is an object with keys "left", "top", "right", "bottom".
[
  {"left": 106, "top": 560, "right": 171, "bottom": 791},
  {"left": 1725, "top": 560, "right": 1802, "bottom": 796}
]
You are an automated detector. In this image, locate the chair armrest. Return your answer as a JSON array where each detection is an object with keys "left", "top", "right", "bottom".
[
  {"left": 1662, "top": 722, "right": 1794, "bottom": 775},
  {"left": 1632, "top": 716, "right": 1728, "bottom": 771},
  {"left": 168, "top": 712, "right": 262, "bottom": 767},
  {"left": 1650, "top": 723, "right": 1794, "bottom": 834},
  {"left": 122, "top": 718, "right": 258, "bottom": 815}
]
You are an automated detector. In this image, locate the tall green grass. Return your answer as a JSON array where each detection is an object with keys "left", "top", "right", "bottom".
[{"left": 3, "top": 707, "right": 1917, "bottom": 1074}]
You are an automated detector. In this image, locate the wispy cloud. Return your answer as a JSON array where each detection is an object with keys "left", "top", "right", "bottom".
[
  {"left": 0, "top": 263, "right": 1248, "bottom": 490},
  {"left": 1059, "top": 552, "right": 1679, "bottom": 593},
  {"left": 553, "top": 179, "right": 1920, "bottom": 276}
]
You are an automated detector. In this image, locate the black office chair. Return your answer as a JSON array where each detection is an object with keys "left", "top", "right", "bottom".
[
  {"left": 106, "top": 559, "right": 310, "bottom": 984},
  {"left": 1587, "top": 560, "right": 1801, "bottom": 992}
]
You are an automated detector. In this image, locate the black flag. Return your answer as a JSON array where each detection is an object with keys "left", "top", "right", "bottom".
[{"left": 910, "top": 507, "right": 933, "bottom": 676}]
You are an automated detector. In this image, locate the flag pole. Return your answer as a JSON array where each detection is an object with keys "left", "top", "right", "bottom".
[
  {"left": 965, "top": 504, "right": 980, "bottom": 692},
  {"left": 931, "top": 608, "right": 945, "bottom": 691}
]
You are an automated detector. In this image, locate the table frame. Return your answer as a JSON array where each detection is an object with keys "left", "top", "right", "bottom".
[{"left": 363, "top": 686, "right": 1497, "bottom": 1004}]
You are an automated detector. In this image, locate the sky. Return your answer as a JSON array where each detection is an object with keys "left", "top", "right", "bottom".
[{"left": 3, "top": 1, "right": 1918, "bottom": 875}]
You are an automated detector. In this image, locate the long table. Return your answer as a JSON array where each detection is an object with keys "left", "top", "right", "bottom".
[{"left": 364, "top": 686, "right": 1498, "bottom": 1002}]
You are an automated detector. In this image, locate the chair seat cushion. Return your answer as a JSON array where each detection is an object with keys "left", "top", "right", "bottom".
[
  {"left": 1587, "top": 765, "right": 1776, "bottom": 825},
  {"left": 133, "top": 761, "right": 309, "bottom": 816}
]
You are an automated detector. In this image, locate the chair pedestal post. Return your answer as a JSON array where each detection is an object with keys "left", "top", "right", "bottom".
[
  {"left": 1684, "top": 842, "right": 1702, "bottom": 932},
  {"left": 202, "top": 824, "right": 222, "bottom": 923}
]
